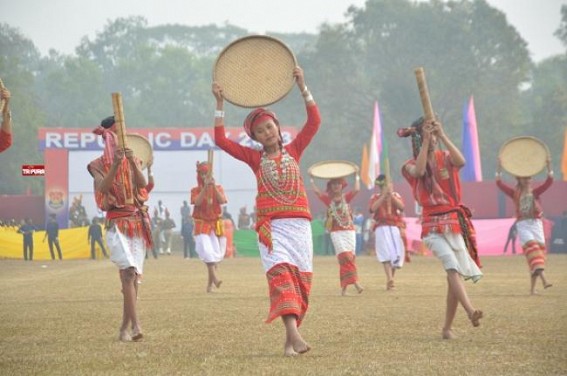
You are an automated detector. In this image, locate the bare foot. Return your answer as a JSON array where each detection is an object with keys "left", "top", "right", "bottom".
[
  {"left": 132, "top": 327, "right": 143, "bottom": 341},
  {"left": 530, "top": 290, "right": 539, "bottom": 295},
  {"left": 341, "top": 287, "right": 347, "bottom": 296},
  {"left": 214, "top": 280, "right": 223, "bottom": 289},
  {"left": 355, "top": 284, "right": 364, "bottom": 294},
  {"left": 284, "top": 341, "right": 299, "bottom": 357},
  {"left": 119, "top": 330, "right": 131, "bottom": 342},
  {"left": 206, "top": 285, "right": 213, "bottom": 293},
  {"left": 442, "top": 329, "right": 456, "bottom": 340},
  {"left": 544, "top": 283, "right": 553, "bottom": 289},
  {"left": 468, "top": 310, "right": 483, "bottom": 327},
  {"left": 292, "top": 338, "right": 311, "bottom": 354},
  {"left": 386, "top": 280, "right": 395, "bottom": 291}
]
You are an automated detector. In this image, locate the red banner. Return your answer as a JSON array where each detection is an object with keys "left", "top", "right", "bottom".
[{"left": 44, "top": 149, "right": 69, "bottom": 228}]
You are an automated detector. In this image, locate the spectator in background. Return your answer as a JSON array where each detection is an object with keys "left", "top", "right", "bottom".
[
  {"left": 88, "top": 217, "right": 108, "bottom": 259},
  {"left": 78, "top": 206, "right": 90, "bottom": 226},
  {"left": 503, "top": 220, "right": 518, "bottom": 255},
  {"left": 181, "top": 215, "right": 196, "bottom": 259},
  {"left": 222, "top": 207, "right": 235, "bottom": 227},
  {"left": 550, "top": 211, "right": 567, "bottom": 253},
  {"left": 43, "top": 213, "right": 63, "bottom": 260},
  {"left": 18, "top": 218, "right": 35, "bottom": 261},
  {"left": 156, "top": 200, "right": 167, "bottom": 219},
  {"left": 223, "top": 206, "right": 236, "bottom": 258},
  {"left": 151, "top": 209, "right": 163, "bottom": 257},
  {"left": 180, "top": 201, "right": 191, "bottom": 227},
  {"left": 353, "top": 208, "right": 364, "bottom": 256},
  {"left": 237, "top": 206, "right": 251, "bottom": 230},
  {"left": 161, "top": 210, "right": 176, "bottom": 255},
  {"left": 69, "top": 197, "right": 81, "bottom": 227}
]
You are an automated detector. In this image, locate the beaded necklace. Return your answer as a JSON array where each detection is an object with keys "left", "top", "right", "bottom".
[
  {"left": 329, "top": 195, "right": 353, "bottom": 228},
  {"left": 259, "top": 149, "right": 301, "bottom": 205}
]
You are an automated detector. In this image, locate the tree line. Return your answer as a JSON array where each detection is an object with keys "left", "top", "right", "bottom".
[{"left": 0, "top": 0, "right": 566, "bottom": 195}]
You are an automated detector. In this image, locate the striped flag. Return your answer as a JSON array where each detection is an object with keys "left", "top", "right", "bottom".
[
  {"left": 367, "top": 101, "right": 382, "bottom": 188},
  {"left": 461, "top": 95, "right": 483, "bottom": 181},
  {"left": 562, "top": 127, "right": 567, "bottom": 181}
]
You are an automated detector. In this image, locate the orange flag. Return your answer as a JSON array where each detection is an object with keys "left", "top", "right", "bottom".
[{"left": 360, "top": 143, "right": 371, "bottom": 189}]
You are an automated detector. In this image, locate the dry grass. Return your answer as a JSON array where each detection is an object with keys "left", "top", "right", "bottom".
[{"left": 0, "top": 254, "right": 566, "bottom": 376}]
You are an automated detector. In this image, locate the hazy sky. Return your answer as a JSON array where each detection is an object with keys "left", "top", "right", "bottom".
[{"left": 0, "top": 0, "right": 565, "bottom": 62}]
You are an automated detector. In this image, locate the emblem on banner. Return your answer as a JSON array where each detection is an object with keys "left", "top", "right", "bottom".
[{"left": 47, "top": 190, "right": 65, "bottom": 210}]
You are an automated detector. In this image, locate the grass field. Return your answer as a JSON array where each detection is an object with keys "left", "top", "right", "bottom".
[{"left": 0, "top": 254, "right": 566, "bottom": 375}]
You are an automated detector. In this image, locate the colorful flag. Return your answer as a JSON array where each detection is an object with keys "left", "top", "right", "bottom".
[
  {"left": 461, "top": 95, "right": 483, "bottom": 181},
  {"left": 367, "top": 101, "right": 382, "bottom": 188},
  {"left": 360, "top": 143, "right": 371, "bottom": 189},
  {"left": 562, "top": 127, "right": 567, "bottom": 181}
]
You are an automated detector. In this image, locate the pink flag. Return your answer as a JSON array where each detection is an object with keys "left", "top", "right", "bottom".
[
  {"left": 461, "top": 95, "right": 482, "bottom": 181},
  {"left": 367, "top": 101, "right": 382, "bottom": 189}
]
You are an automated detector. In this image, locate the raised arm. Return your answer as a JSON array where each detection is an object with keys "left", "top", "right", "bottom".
[
  {"left": 309, "top": 176, "right": 323, "bottom": 197},
  {"left": 434, "top": 120, "right": 465, "bottom": 167}
]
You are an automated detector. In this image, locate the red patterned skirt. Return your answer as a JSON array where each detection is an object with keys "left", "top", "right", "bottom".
[
  {"left": 266, "top": 263, "right": 312, "bottom": 326},
  {"left": 337, "top": 252, "right": 358, "bottom": 288}
]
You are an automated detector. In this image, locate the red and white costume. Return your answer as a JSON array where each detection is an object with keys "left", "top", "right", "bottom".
[
  {"left": 496, "top": 176, "right": 553, "bottom": 274},
  {"left": 368, "top": 191, "right": 405, "bottom": 269},
  {"left": 402, "top": 150, "right": 482, "bottom": 282},
  {"left": 215, "top": 104, "right": 320, "bottom": 326},
  {"left": 87, "top": 129, "right": 152, "bottom": 275},
  {"left": 191, "top": 176, "right": 227, "bottom": 263},
  {"left": 315, "top": 190, "right": 360, "bottom": 288}
]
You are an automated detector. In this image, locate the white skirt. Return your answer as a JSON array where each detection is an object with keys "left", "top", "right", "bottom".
[
  {"left": 259, "top": 218, "right": 313, "bottom": 273},
  {"left": 106, "top": 228, "right": 147, "bottom": 274},
  {"left": 195, "top": 232, "right": 227, "bottom": 263},
  {"left": 374, "top": 225, "right": 405, "bottom": 268},
  {"left": 516, "top": 218, "right": 545, "bottom": 246},
  {"left": 330, "top": 230, "right": 356, "bottom": 255},
  {"left": 423, "top": 232, "right": 483, "bottom": 282}
]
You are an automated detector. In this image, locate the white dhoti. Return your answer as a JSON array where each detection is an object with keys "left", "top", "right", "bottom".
[
  {"left": 195, "top": 231, "right": 226, "bottom": 263},
  {"left": 330, "top": 230, "right": 356, "bottom": 255},
  {"left": 516, "top": 218, "right": 545, "bottom": 246},
  {"left": 106, "top": 228, "right": 147, "bottom": 274},
  {"left": 424, "top": 232, "right": 483, "bottom": 282},
  {"left": 374, "top": 225, "right": 405, "bottom": 268},
  {"left": 259, "top": 218, "right": 313, "bottom": 273}
]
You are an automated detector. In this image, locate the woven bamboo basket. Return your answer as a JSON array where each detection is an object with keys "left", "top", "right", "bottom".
[
  {"left": 213, "top": 35, "right": 297, "bottom": 108},
  {"left": 308, "top": 160, "right": 359, "bottom": 179},
  {"left": 126, "top": 134, "right": 153, "bottom": 170},
  {"left": 499, "top": 136, "right": 549, "bottom": 177}
]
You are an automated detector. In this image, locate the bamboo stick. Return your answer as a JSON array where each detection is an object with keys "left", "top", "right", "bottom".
[
  {"left": 111, "top": 93, "right": 128, "bottom": 149},
  {"left": 111, "top": 92, "right": 133, "bottom": 204},
  {"left": 414, "top": 67, "right": 435, "bottom": 121},
  {"left": 207, "top": 149, "right": 214, "bottom": 178}
]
